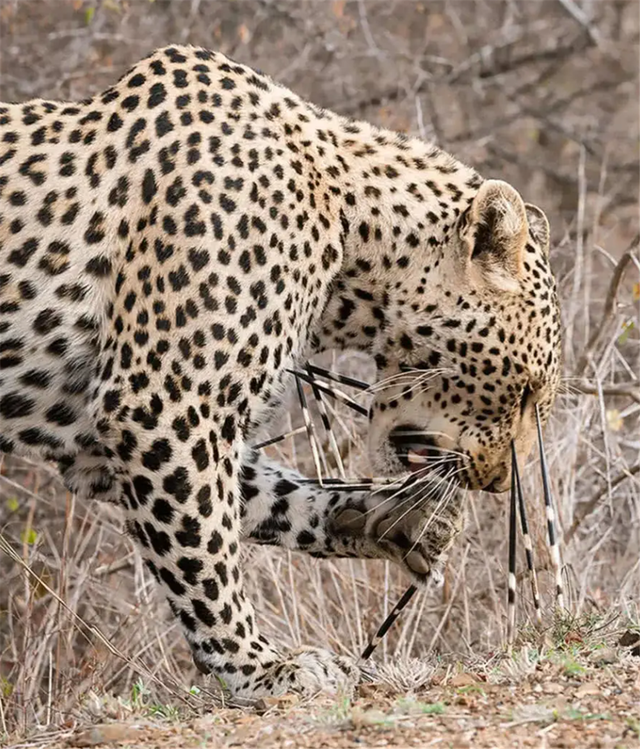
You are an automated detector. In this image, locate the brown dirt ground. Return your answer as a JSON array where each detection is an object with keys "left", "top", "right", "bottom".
[{"left": 20, "top": 650, "right": 640, "bottom": 749}]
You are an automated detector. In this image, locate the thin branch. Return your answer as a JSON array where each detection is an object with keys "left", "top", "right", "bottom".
[
  {"left": 556, "top": 0, "right": 601, "bottom": 46},
  {"left": 574, "top": 235, "right": 640, "bottom": 377},
  {"left": 564, "top": 464, "right": 640, "bottom": 544},
  {"left": 344, "top": 31, "right": 594, "bottom": 116},
  {"left": 358, "top": 0, "right": 380, "bottom": 57},
  {"left": 569, "top": 380, "right": 640, "bottom": 405}
]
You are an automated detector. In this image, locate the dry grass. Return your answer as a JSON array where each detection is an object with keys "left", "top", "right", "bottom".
[
  {"left": 0, "top": 1, "right": 639, "bottom": 745},
  {"left": 8, "top": 615, "right": 640, "bottom": 748}
]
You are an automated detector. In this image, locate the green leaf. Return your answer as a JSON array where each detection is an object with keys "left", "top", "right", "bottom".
[
  {"left": 84, "top": 6, "right": 95, "bottom": 25},
  {"left": 0, "top": 677, "right": 13, "bottom": 697},
  {"left": 419, "top": 701, "right": 446, "bottom": 714},
  {"left": 20, "top": 528, "right": 37, "bottom": 545},
  {"left": 5, "top": 497, "right": 19, "bottom": 512},
  {"left": 618, "top": 320, "right": 635, "bottom": 345}
]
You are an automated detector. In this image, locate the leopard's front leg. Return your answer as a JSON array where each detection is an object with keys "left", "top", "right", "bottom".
[
  {"left": 109, "top": 409, "right": 358, "bottom": 700},
  {"left": 240, "top": 449, "right": 466, "bottom": 585}
]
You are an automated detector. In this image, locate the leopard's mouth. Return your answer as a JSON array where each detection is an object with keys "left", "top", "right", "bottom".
[{"left": 388, "top": 424, "right": 444, "bottom": 474}]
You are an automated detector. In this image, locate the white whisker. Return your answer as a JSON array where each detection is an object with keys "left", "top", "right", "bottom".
[
  {"left": 405, "top": 476, "right": 460, "bottom": 555},
  {"left": 367, "top": 367, "right": 453, "bottom": 394},
  {"left": 377, "top": 467, "right": 461, "bottom": 542}
]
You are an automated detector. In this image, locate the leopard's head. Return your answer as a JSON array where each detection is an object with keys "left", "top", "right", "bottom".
[{"left": 368, "top": 180, "right": 561, "bottom": 492}]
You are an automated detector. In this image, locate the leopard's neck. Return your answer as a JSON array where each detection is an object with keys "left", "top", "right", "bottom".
[{"left": 303, "top": 118, "right": 482, "bottom": 356}]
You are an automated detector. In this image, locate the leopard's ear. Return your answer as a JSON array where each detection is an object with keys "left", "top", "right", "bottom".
[
  {"left": 463, "top": 179, "right": 528, "bottom": 291},
  {"left": 524, "top": 203, "right": 550, "bottom": 256}
]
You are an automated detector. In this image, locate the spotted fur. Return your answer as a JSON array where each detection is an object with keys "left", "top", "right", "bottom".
[{"left": 0, "top": 45, "right": 561, "bottom": 698}]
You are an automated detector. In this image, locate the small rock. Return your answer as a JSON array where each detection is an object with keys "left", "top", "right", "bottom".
[
  {"left": 575, "top": 682, "right": 600, "bottom": 697},
  {"left": 591, "top": 647, "right": 618, "bottom": 666},
  {"left": 543, "top": 682, "right": 564, "bottom": 694},
  {"left": 70, "top": 723, "right": 143, "bottom": 747},
  {"left": 449, "top": 672, "right": 477, "bottom": 687}
]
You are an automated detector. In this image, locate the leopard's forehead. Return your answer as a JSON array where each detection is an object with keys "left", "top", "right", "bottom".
[{"left": 384, "top": 239, "right": 560, "bottom": 371}]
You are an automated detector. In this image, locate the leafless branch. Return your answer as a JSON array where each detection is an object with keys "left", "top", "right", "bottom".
[
  {"left": 569, "top": 380, "right": 640, "bottom": 405},
  {"left": 575, "top": 235, "right": 640, "bottom": 377},
  {"left": 556, "top": 0, "right": 601, "bottom": 46},
  {"left": 344, "top": 31, "right": 595, "bottom": 116},
  {"left": 564, "top": 464, "right": 640, "bottom": 544}
]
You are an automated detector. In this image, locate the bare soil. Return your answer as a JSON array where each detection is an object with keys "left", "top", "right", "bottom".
[{"left": 39, "top": 652, "right": 640, "bottom": 749}]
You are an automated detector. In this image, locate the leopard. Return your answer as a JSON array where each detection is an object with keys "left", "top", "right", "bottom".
[{"left": 0, "top": 44, "right": 562, "bottom": 700}]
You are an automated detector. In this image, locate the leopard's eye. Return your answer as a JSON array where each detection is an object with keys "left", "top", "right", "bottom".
[{"left": 520, "top": 383, "right": 532, "bottom": 414}]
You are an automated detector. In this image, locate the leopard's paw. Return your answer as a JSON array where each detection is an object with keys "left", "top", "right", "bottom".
[
  {"left": 330, "top": 482, "right": 465, "bottom": 585},
  {"left": 240, "top": 647, "right": 359, "bottom": 698}
]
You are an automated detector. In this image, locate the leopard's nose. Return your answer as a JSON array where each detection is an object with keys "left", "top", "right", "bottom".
[{"left": 483, "top": 474, "right": 511, "bottom": 493}]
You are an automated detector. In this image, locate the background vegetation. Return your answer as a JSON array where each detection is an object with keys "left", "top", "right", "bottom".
[{"left": 0, "top": 1, "right": 638, "bottom": 746}]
